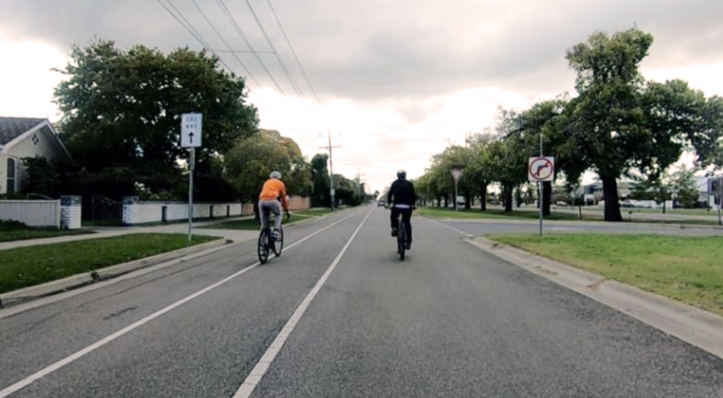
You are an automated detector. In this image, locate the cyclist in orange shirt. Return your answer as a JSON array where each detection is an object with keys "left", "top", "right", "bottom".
[{"left": 259, "top": 171, "right": 290, "bottom": 238}]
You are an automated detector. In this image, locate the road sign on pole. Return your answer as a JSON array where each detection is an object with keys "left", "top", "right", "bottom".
[
  {"left": 181, "top": 113, "right": 203, "bottom": 148},
  {"left": 528, "top": 157, "right": 554, "bottom": 182},
  {"left": 181, "top": 113, "right": 202, "bottom": 241}
]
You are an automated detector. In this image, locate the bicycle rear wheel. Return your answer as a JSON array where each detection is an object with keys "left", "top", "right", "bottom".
[
  {"left": 272, "top": 227, "right": 284, "bottom": 257},
  {"left": 258, "top": 229, "right": 270, "bottom": 264},
  {"left": 397, "top": 219, "right": 406, "bottom": 261}
]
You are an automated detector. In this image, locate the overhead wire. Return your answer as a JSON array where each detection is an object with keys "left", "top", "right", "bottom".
[
  {"left": 244, "top": 0, "right": 325, "bottom": 134},
  {"left": 214, "top": 0, "right": 287, "bottom": 97},
  {"left": 158, "top": 0, "right": 323, "bottom": 155},
  {"left": 265, "top": 0, "right": 323, "bottom": 107},
  {"left": 188, "top": 0, "right": 261, "bottom": 88}
]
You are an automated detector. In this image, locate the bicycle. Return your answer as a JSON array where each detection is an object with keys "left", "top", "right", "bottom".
[
  {"left": 389, "top": 205, "right": 412, "bottom": 261},
  {"left": 257, "top": 212, "right": 290, "bottom": 264},
  {"left": 396, "top": 215, "right": 408, "bottom": 260}
]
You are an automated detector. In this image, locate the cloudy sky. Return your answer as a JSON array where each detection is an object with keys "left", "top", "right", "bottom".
[{"left": 2, "top": 0, "right": 723, "bottom": 194}]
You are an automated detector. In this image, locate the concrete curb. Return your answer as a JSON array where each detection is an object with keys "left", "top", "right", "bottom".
[
  {"left": 0, "top": 238, "right": 228, "bottom": 308},
  {"left": 465, "top": 235, "right": 723, "bottom": 360}
]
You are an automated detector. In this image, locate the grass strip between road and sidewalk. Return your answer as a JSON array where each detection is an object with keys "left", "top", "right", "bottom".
[
  {"left": 0, "top": 233, "right": 218, "bottom": 294},
  {"left": 417, "top": 206, "right": 602, "bottom": 221},
  {"left": 486, "top": 233, "right": 723, "bottom": 317},
  {"left": 0, "top": 221, "right": 95, "bottom": 243},
  {"left": 417, "top": 206, "right": 722, "bottom": 226}
]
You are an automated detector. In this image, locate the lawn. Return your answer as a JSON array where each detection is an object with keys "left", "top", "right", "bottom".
[
  {"left": 417, "top": 206, "right": 722, "bottom": 226},
  {"left": 416, "top": 206, "right": 601, "bottom": 221},
  {"left": 486, "top": 233, "right": 723, "bottom": 316},
  {"left": 0, "top": 233, "right": 218, "bottom": 294},
  {"left": 0, "top": 220, "right": 94, "bottom": 242}
]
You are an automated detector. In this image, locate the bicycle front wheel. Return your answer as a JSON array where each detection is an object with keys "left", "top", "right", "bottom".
[
  {"left": 258, "top": 229, "right": 270, "bottom": 264},
  {"left": 272, "top": 227, "right": 284, "bottom": 257}
]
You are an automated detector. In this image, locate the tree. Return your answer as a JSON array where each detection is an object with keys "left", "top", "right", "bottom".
[
  {"left": 310, "top": 154, "right": 330, "bottom": 207},
  {"left": 224, "top": 130, "right": 312, "bottom": 214},
  {"left": 53, "top": 39, "right": 258, "bottom": 200},
  {"left": 465, "top": 132, "right": 497, "bottom": 211},
  {"left": 565, "top": 28, "right": 654, "bottom": 221}
]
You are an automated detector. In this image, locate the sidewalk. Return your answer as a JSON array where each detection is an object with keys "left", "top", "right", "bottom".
[{"left": 0, "top": 217, "right": 259, "bottom": 251}]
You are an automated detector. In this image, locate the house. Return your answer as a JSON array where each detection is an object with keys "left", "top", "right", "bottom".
[{"left": 0, "top": 117, "right": 72, "bottom": 195}]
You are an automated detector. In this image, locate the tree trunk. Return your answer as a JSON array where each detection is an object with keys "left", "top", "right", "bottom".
[
  {"left": 480, "top": 182, "right": 487, "bottom": 211},
  {"left": 503, "top": 182, "right": 513, "bottom": 212},
  {"left": 601, "top": 175, "right": 623, "bottom": 221},
  {"left": 465, "top": 190, "right": 471, "bottom": 210},
  {"left": 543, "top": 181, "right": 551, "bottom": 216}
]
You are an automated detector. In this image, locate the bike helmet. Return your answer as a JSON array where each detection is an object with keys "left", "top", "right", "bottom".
[
  {"left": 397, "top": 169, "right": 406, "bottom": 179},
  {"left": 270, "top": 171, "right": 282, "bottom": 179}
]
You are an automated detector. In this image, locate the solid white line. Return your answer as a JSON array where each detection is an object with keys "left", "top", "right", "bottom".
[
  {"left": 0, "top": 211, "right": 359, "bottom": 398},
  {"left": 233, "top": 207, "right": 374, "bottom": 398}
]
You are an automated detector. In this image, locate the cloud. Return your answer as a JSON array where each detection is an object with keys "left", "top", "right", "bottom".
[{"left": 2, "top": 0, "right": 723, "bottom": 192}]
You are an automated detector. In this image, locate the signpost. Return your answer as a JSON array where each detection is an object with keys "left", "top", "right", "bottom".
[
  {"left": 528, "top": 155, "right": 555, "bottom": 236},
  {"left": 452, "top": 168, "right": 462, "bottom": 211},
  {"left": 181, "top": 113, "right": 202, "bottom": 241}
]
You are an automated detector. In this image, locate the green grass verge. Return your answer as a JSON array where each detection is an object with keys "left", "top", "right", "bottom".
[
  {"left": 0, "top": 221, "right": 95, "bottom": 242},
  {"left": 416, "top": 206, "right": 602, "bottom": 221},
  {"left": 486, "top": 233, "right": 723, "bottom": 316},
  {"left": 417, "top": 206, "right": 722, "bottom": 225},
  {"left": 0, "top": 233, "right": 218, "bottom": 294}
]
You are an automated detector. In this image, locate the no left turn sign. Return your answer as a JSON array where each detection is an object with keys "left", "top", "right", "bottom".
[{"left": 528, "top": 156, "right": 554, "bottom": 182}]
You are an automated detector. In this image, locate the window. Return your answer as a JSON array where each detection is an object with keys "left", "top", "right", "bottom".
[{"left": 6, "top": 158, "right": 15, "bottom": 193}]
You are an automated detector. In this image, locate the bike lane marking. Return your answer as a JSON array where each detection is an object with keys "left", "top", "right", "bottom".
[
  {"left": 0, "top": 210, "right": 362, "bottom": 398},
  {"left": 233, "top": 206, "right": 375, "bottom": 398}
]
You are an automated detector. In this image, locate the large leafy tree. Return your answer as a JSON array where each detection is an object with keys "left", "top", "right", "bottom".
[
  {"left": 224, "top": 129, "right": 312, "bottom": 207},
  {"left": 53, "top": 39, "right": 258, "bottom": 200},
  {"left": 565, "top": 28, "right": 654, "bottom": 221},
  {"left": 310, "top": 153, "right": 330, "bottom": 207}
]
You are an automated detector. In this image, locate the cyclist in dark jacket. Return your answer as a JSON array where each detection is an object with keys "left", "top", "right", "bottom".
[{"left": 387, "top": 170, "right": 416, "bottom": 248}]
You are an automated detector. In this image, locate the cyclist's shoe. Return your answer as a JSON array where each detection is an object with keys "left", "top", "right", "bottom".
[
  {"left": 391, "top": 227, "right": 398, "bottom": 237},
  {"left": 272, "top": 229, "right": 280, "bottom": 239}
]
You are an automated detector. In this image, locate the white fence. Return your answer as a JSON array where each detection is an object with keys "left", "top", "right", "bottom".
[
  {"left": 0, "top": 200, "right": 60, "bottom": 228},
  {"left": 122, "top": 200, "right": 243, "bottom": 225}
]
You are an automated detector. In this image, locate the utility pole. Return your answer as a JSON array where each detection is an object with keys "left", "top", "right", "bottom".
[{"left": 320, "top": 132, "right": 341, "bottom": 210}]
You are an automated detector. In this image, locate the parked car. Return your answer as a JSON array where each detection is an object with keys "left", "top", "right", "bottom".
[{"left": 377, "top": 200, "right": 386, "bottom": 207}]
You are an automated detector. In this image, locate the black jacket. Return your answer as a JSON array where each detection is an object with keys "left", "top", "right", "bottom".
[{"left": 387, "top": 179, "right": 416, "bottom": 206}]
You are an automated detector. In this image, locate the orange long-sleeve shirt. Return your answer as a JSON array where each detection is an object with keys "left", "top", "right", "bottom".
[{"left": 259, "top": 178, "right": 289, "bottom": 209}]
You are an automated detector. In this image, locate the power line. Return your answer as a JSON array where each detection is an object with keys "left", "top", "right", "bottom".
[
  {"left": 188, "top": 0, "right": 262, "bottom": 88},
  {"left": 242, "top": 0, "right": 324, "bottom": 134},
  {"left": 266, "top": 0, "right": 323, "bottom": 107},
  {"left": 215, "top": 0, "right": 287, "bottom": 97},
  {"left": 157, "top": 0, "right": 322, "bottom": 153}
]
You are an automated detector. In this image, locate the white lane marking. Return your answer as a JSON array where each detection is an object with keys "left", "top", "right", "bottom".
[
  {"left": 233, "top": 207, "right": 374, "bottom": 398},
  {"left": 0, "top": 211, "right": 360, "bottom": 398}
]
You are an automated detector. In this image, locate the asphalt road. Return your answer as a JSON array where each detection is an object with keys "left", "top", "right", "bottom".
[{"left": 1, "top": 206, "right": 723, "bottom": 397}]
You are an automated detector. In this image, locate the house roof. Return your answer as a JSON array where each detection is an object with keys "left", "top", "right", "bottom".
[{"left": 0, "top": 117, "right": 47, "bottom": 146}]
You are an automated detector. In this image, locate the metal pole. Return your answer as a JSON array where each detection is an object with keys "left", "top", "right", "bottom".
[
  {"left": 539, "top": 133, "right": 543, "bottom": 236},
  {"left": 454, "top": 179, "right": 459, "bottom": 211},
  {"left": 329, "top": 134, "right": 335, "bottom": 210},
  {"left": 188, "top": 148, "right": 195, "bottom": 241}
]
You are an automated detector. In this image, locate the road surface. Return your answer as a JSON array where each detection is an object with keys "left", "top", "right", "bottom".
[{"left": 1, "top": 206, "right": 722, "bottom": 397}]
